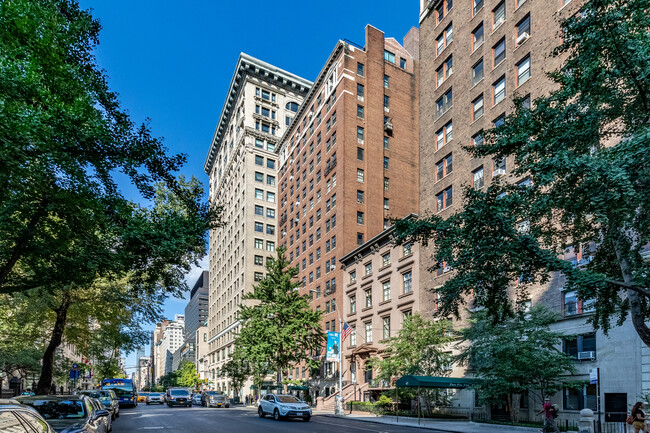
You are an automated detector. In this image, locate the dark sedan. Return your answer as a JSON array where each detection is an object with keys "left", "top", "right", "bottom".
[
  {"left": 18, "top": 395, "right": 110, "bottom": 433},
  {"left": 78, "top": 390, "right": 119, "bottom": 420},
  {"left": 0, "top": 398, "right": 55, "bottom": 432}
]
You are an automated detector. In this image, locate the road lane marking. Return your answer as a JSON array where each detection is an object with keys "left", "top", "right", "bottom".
[{"left": 140, "top": 428, "right": 165, "bottom": 430}]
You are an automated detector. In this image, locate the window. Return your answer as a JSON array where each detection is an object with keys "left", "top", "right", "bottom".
[
  {"left": 403, "top": 243, "right": 412, "bottom": 256},
  {"left": 563, "top": 333, "right": 596, "bottom": 359},
  {"left": 255, "top": 188, "right": 264, "bottom": 200},
  {"left": 350, "top": 295, "right": 356, "bottom": 313},
  {"left": 266, "top": 241, "right": 275, "bottom": 251},
  {"left": 472, "top": 58, "right": 484, "bottom": 85},
  {"left": 365, "top": 288, "right": 372, "bottom": 307},
  {"left": 286, "top": 101, "right": 299, "bottom": 112},
  {"left": 436, "top": 186, "right": 453, "bottom": 212},
  {"left": 255, "top": 138, "right": 264, "bottom": 148},
  {"left": 266, "top": 191, "right": 275, "bottom": 203},
  {"left": 357, "top": 211, "right": 364, "bottom": 225},
  {"left": 493, "top": 76, "right": 506, "bottom": 105},
  {"left": 436, "top": 88, "right": 453, "bottom": 118},
  {"left": 403, "top": 271, "right": 413, "bottom": 293},
  {"left": 473, "top": 167, "right": 485, "bottom": 189},
  {"left": 493, "top": 1, "right": 505, "bottom": 29},
  {"left": 384, "top": 198, "right": 389, "bottom": 209},
  {"left": 255, "top": 155, "right": 263, "bottom": 166},
  {"left": 564, "top": 384, "right": 597, "bottom": 411},
  {"left": 563, "top": 291, "right": 595, "bottom": 316},
  {"left": 378, "top": 317, "right": 391, "bottom": 342},
  {"left": 254, "top": 255, "right": 263, "bottom": 266},
  {"left": 357, "top": 147, "right": 364, "bottom": 161},
  {"left": 493, "top": 39, "right": 506, "bottom": 67},
  {"left": 254, "top": 238, "right": 264, "bottom": 249},
  {"left": 382, "top": 253, "right": 391, "bottom": 267},
  {"left": 384, "top": 177, "right": 389, "bottom": 191},
  {"left": 350, "top": 270, "right": 357, "bottom": 283},
  {"left": 357, "top": 169, "right": 364, "bottom": 183},
  {"left": 436, "top": 23, "right": 453, "bottom": 55},
  {"left": 254, "top": 221, "right": 263, "bottom": 232},
  {"left": 472, "top": 23, "right": 484, "bottom": 50},
  {"left": 356, "top": 190, "right": 365, "bottom": 204},
  {"left": 357, "top": 232, "right": 364, "bottom": 245},
  {"left": 350, "top": 327, "right": 357, "bottom": 346},
  {"left": 382, "top": 281, "right": 391, "bottom": 301},
  {"left": 436, "top": 154, "right": 453, "bottom": 181},
  {"left": 517, "top": 14, "right": 531, "bottom": 45},
  {"left": 365, "top": 322, "right": 372, "bottom": 343},
  {"left": 384, "top": 136, "right": 389, "bottom": 149},
  {"left": 384, "top": 95, "right": 390, "bottom": 109},
  {"left": 384, "top": 75, "right": 389, "bottom": 88},
  {"left": 357, "top": 105, "right": 364, "bottom": 118},
  {"left": 436, "top": 121, "right": 453, "bottom": 150},
  {"left": 267, "top": 159, "right": 275, "bottom": 169},
  {"left": 493, "top": 157, "right": 506, "bottom": 175},
  {"left": 267, "top": 208, "right": 275, "bottom": 218},
  {"left": 383, "top": 157, "right": 389, "bottom": 170},
  {"left": 357, "top": 62, "right": 364, "bottom": 76},
  {"left": 517, "top": 55, "right": 531, "bottom": 86},
  {"left": 267, "top": 175, "right": 275, "bottom": 186},
  {"left": 266, "top": 224, "right": 275, "bottom": 235},
  {"left": 254, "top": 272, "right": 264, "bottom": 282},
  {"left": 473, "top": 0, "right": 484, "bottom": 15},
  {"left": 400, "top": 57, "right": 407, "bottom": 68},
  {"left": 255, "top": 205, "right": 264, "bottom": 216},
  {"left": 473, "top": 95, "right": 484, "bottom": 120},
  {"left": 357, "top": 83, "right": 364, "bottom": 99},
  {"left": 493, "top": 115, "right": 505, "bottom": 128},
  {"left": 365, "top": 262, "right": 372, "bottom": 276},
  {"left": 384, "top": 50, "right": 396, "bottom": 64}
]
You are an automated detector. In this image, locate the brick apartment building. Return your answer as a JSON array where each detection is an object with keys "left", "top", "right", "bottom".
[
  {"left": 418, "top": 0, "right": 648, "bottom": 423},
  {"left": 276, "top": 25, "right": 420, "bottom": 402}
]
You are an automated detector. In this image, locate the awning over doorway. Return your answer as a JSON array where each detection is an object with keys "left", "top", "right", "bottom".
[
  {"left": 395, "top": 375, "right": 477, "bottom": 389},
  {"left": 287, "top": 385, "right": 309, "bottom": 391}
]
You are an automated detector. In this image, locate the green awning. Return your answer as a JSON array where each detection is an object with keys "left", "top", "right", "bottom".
[
  {"left": 287, "top": 385, "right": 309, "bottom": 391},
  {"left": 395, "top": 375, "right": 477, "bottom": 389}
]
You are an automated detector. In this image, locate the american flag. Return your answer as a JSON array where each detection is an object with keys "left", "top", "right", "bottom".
[{"left": 341, "top": 322, "right": 353, "bottom": 342}]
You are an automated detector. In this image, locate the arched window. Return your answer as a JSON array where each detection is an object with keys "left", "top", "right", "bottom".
[{"left": 286, "top": 101, "right": 299, "bottom": 112}]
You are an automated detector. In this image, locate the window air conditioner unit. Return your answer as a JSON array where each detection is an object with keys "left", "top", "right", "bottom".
[
  {"left": 516, "top": 32, "right": 530, "bottom": 45},
  {"left": 289, "top": 175, "right": 294, "bottom": 180},
  {"left": 282, "top": 231, "right": 287, "bottom": 236},
  {"left": 577, "top": 351, "right": 595, "bottom": 360},
  {"left": 384, "top": 121, "right": 393, "bottom": 132},
  {"left": 330, "top": 265, "right": 336, "bottom": 271},
  {"left": 294, "top": 218, "right": 299, "bottom": 223},
  {"left": 295, "top": 201, "right": 300, "bottom": 206},
  {"left": 493, "top": 168, "right": 506, "bottom": 177}
]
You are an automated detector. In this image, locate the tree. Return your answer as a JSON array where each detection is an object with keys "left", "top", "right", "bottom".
[
  {"left": 236, "top": 247, "right": 324, "bottom": 388},
  {"left": 159, "top": 371, "right": 179, "bottom": 389},
  {"left": 392, "top": 0, "right": 650, "bottom": 345},
  {"left": 457, "top": 307, "right": 577, "bottom": 423},
  {"left": 221, "top": 352, "right": 251, "bottom": 398},
  {"left": 369, "top": 314, "right": 454, "bottom": 414},
  {"left": 177, "top": 361, "right": 202, "bottom": 389}
]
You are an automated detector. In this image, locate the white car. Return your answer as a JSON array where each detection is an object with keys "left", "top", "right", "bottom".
[
  {"left": 192, "top": 394, "right": 202, "bottom": 405},
  {"left": 257, "top": 394, "right": 311, "bottom": 422}
]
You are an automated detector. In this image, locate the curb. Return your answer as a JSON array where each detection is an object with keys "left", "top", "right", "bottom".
[{"left": 319, "top": 414, "right": 467, "bottom": 432}]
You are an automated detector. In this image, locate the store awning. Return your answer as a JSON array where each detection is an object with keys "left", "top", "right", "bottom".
[
  {"left": 287, "top": 385, "right": 309, "bottom": 391},
  {"left": 395, "top": 375, "right": 477, "bottom": 389}
]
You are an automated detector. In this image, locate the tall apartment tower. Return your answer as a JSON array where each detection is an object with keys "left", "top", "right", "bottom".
[
  {"left": 159, "top": 314, "right": 184, "bottom": 375},
  {"left": 204, "top": 54, "right": 311, "bottom": 396},
  {"left": 151, "top": 319, "right": 169, "bottom": 384},
  {"left": 276, "top": 25, "right": 419, "bottom": 397},
  {"left": 418, "top": 0, "right": 649, "bottom": 421},
  {"left": 183, "top": 270, "right": 209, "bottom": 363}
]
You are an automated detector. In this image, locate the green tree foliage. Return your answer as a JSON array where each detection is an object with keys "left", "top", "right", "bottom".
[
  {"left": 221, "top": 352, "right": 252, "bottom": 397},
  {"left": 235, "top": 247, "right": 324, "bottom": 387},
  {"left": 176, "top": 361, "right": 202, "bottom": 389},
  {"left": 369, "top": 314, "right": 454, "bottom": 414},
  {"left": 392, "top": 0, "right": 650, "bottom": 345},
  {"left": 458, "top": 307, "right": 577, "bottom": 422},
  {"left": 158, "top": 371, "right": 179, "bottom": 389}
]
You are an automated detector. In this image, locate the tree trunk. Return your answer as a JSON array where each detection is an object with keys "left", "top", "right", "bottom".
[
  {"left": 613, "top": 238, "right": 650, "bottom": 347},
  {"left": 509, "top": 393, "right": 521, "bottom": 423},
  {"left": 36, "top": 293, "right": 71, "bottom": 395}
]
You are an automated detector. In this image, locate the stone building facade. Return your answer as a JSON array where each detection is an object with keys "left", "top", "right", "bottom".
[{"left": 203, "top": 53, "right": 311, "bottom": 396}]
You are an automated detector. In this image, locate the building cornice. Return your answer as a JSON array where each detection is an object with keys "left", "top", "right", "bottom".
[{"left": 203, "top": 53, "right": 312, "bottom": 175}]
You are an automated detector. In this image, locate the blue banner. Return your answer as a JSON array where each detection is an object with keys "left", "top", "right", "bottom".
[{"left": 326, "top": 331, "right": 340, "bottom": 362}]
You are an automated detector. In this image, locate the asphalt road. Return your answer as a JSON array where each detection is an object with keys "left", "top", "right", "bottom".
[{"left": 111, "top": 403, "right": 448, "bottom": 433}]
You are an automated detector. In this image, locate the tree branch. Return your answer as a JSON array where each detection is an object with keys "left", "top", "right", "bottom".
[{"left": 604, "top": 279, "right": 650, "bottom": 298}]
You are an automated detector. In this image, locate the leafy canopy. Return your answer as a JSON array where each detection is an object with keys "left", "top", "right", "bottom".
[{"left": 393, "top": 0, "right": 650, "bottom": 344}]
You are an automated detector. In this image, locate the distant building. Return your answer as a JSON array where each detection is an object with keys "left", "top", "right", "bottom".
[
  {"left": 183, "top": 271, "right": 209, "bottom": 364},
  {"left": 151, "top": 319, "right": 170, "bottom": 384},
  {"left": 158, "top": 315, "right": 184, "bottom": 376},
  {"left": 194, "top": 324, "right": 209, "bottom": 387}
]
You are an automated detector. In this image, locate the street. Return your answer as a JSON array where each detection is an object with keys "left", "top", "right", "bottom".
[{"left": 112, "top": 404, "right": 448, "bottom": 432}]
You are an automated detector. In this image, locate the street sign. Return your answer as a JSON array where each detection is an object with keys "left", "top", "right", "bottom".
[{"left": 590, "top": 368, "right": 598, "bottom": 384}]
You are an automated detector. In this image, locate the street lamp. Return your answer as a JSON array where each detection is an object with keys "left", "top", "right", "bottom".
[{"left": 309, "top": 289, "right": 344, "bottom": 415}]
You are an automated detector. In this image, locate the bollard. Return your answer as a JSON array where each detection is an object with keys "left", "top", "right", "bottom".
[{"left": 579, "top": 408, "right": 595, "bottom": 433}]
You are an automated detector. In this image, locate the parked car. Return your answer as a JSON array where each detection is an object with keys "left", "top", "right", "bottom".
[
  {"left": 137, "top": 392, "right": 149, "bottom": 403},
  {"left": 87, "top": 397, "right": 112, "bottom": 432},
  {"left": 165, "top": 389, "right": 191, "bottom": 407},
  {"left": 78, "top": 390, "right": 119, "bottom": 420},
  {"left": 191, "top": 393, "right": 202, "bottom": 405},
  {"left": 146, "top": 393, "right": 164, "bottom": 405},
  {"left": 258, "top": 394, "right": 311, "bottom": 422},
  {"left": 201, "top": 391, "right": 229, "bottom": 408},
  {"left": 18, "top": 395, "right": 111, "bottom": 433},
  {"left": 0, "top": 398, "right": 55, "bottom": 432}
]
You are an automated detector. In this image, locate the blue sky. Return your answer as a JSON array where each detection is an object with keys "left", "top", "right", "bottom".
[{"left": 77, "top": 0, "right": 418, "bottom": 373}]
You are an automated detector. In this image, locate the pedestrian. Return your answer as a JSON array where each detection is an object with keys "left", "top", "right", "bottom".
[
  {"left": 630, "top": 401, "right": 649, "bottom": 433},
  {"left": 537, "top": 398, "right": 559, "bottom": 433},
  {"left": 245, "top": 395, "right": 249, "bottom": 405}
]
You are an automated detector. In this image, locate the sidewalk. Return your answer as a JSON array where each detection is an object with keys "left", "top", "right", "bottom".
[{"left": 320, "top": 412, "right": 557, "bottom": 433}]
